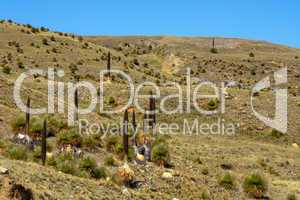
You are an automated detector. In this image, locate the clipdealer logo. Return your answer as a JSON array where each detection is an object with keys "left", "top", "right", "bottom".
[{"left": 251, "top": 68, "right": 288, "bottom": 133}]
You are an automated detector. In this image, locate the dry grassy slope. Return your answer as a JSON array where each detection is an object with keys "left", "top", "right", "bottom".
[
  {"left": 87, "top": 36, "right": 300, "bottom": 86},
  {"left": 1, "top": 22, "right": 298, "bottom": 138},
  {"left": 0, "top": 135, "right": 300, "bottom": 199},
  {"left": 0, "top": 21, "right": 299, "bottom": 143}
]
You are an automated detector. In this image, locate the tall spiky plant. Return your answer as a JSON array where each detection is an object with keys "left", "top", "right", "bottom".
[
  {"left": 123, "top": 109, "right": 129, "bottom": 156},
  {"left": 149, "top": 91, "right": 156, "bottom": 128},
  {"left": 25, "top": 97, "right": 30, "bottom": 136},
  {"left": 41, "top": 119, "right": 47, "bottom": 165},
  {"left": 107, "top": 52, "right": 111, "bottom": 78},
  {"left": 210, "top": 38, "right": 218, "bottom": 54},
  {"left": 143, "top": 111, "right": 148, "bottom": 133},
  {"left": 132, "top": 107, "right": 137, "bottom": 146},
  {"left": 74, "top": 88, "right": 79, "bottom": 122}
]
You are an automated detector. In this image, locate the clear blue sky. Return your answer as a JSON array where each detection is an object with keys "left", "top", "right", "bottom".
[{"left": 1, "top": 1, "right": 300, "bottom": 47}]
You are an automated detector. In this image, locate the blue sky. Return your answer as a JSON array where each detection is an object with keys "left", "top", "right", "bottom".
[{"left": 1, "top": 1, "right": 299, "bottom": 47}]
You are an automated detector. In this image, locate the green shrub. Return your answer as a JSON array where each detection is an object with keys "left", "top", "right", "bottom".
[
  {"left": 82, "top": 136, "right": 97, "bottom": 149},
  {"left": 127, "top": 146, "right": 135, "bottom": 161},
  {"left": 57, "top": 160, "right": 76, "bottom": 175},
  {"left": 75, "top": 170, "right": 89, "bottom": 178},
  {"left": 108, "top": 96, "right": 116, "bottom": 105},
  {"left": 32, "top": 146, "right": 41, "bottom": 159},
  {"left": 206, "top": 99, "right": 219, "bottom": 110},
  {"left": 201, "top": 189, "right": 210, "bottom": 199},
  {"left": 2, "top": 66, "right": 11, "bottom": 74},
  {"left": 42, "top": 38, "right": 49, "bottom": 45},
  {"left": 243, "top": 173, "right": 268, "bottom": 198},
  {"left": 115, "top": 143, "right": 124, "bottom": 155},
  {"left": 48, "top": 116, "right": 66, "bottom": 130},
  {"left": 151, "top": 143, "right": 169, "bottom": 166},
  {"left": 6, "top": 145, "right": 27, "bottom": 160},
  {"left": 30, "top": 119, "right": 43, "bottom": 133},
  {"left": 51, "top": 48, "right": 58, "bottom": 53},
  {"left": 78, "top": 36, "right": 84, "bottom": 42},
  {"left": 56, "top": 152, "right": 73, "bottom": 163},
  {"left": 193, "top": 157, "right": 202, "bottom": 164},
  {"left": 40, "top": 27, "right": 49, "bottom": 32},
  {"left": 219, "top": 173, "right": 235, "bottom": 189},
  {"left": 106, "top": 135, "right": 119, "bottom": 151},
  {"left": 153, "top": 134, "right": 169, "bottom": 147},
  {"left": 104, "top": 155, "right": 115, "bottom": 166},
  {"left": 11, "top": 114, "right": 26, "bottom": 130},
  {"left": 210, "top": 48, "right": 218, "bottom": 54},
  {"left": 79, "top": 156, "right": 97, "bottom": 171},
  {"left": 17, "top": 61, "right": 24, "bottom": 69},
  {"left": 47, "top": 156, "right": 57, "bottom": 166},
  {"left": 287, "top": 193, "right": 297, "bottom": 200},
  {"left": 57, "top": 129, "right": 82, "bottom": 146},
  {"left": 0, "top": 139, "right": 7, "bottom": 149},
  {"left": 50, "top": 36, "right": 56, "bottom": 42},
  {"left": 202, "top": 167, "right": 209, "bottom": 175},
  {"left": 91, "top": 166, "right": 107, "bottom": 179},
  {"left": 270, "top": 129, "right": 283, "bottom": 138},
  {"left": 91, "top": 134, "right": 103, "bottom": 147}
]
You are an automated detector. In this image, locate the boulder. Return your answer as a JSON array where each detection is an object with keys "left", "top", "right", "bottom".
[
  {"left": 0, "top": 166, "right": 9, "bottom": 174},
  {"left": 136, "top": 154, "right": 145, "bottom": 162},
  {"left": 292, "top": 143, "right": 299, "bottom": 149},
  {"left": 162, "top": 172, "right": 173, "bottom": 179}
]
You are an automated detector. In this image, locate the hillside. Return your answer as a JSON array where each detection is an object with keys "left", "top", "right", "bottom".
[{"left": 0, "top": 20, "right": 300, "bottom": 199}]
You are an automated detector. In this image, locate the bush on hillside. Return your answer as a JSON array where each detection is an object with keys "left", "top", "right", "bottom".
[
  {"left": 2, "top": 65, "right": 11, "bottom": 74},
  {"left": 152, "top": 143, "right": 170, "bottom": 166},
  {"left": 57, "top": 129, "right": 82, "bottom": 146},
  {"left": 11, "top": 114, "right": 26, "bottom": 130},
  {"left": 210, "top": 48, "right": 218, "bottom": 54},
  {"left": 79, "top": 156, "right": 97, "bottom": 171},
  {"left": 91, "top": 166, "right": 107, "bottom": 179},
  {"left": 218, "top": 173, "right": 235, "bottom": 189},
  {"left": 42, "top": 38, "right": 49, "bottom": 45},
  {"left": 243, "top": 173, "right": 268, "bottom": 198},
  {"left": 6, "top": 144, "right": 28, "bottom": 160},
  {"left": 104, "top": 155, "right": 116, "bottom": 166},
  {"left": 105, "top": 135, "right": 119, "bottom": 152}
]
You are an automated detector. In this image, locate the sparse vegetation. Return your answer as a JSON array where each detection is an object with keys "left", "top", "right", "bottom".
[
  {"left": 2, "top": 65, "right": 11, "bottom": 74},
  {"left": 218, "top": 173, "right": 235, "bottom": 189},
  {"left": 210, "top": 48, "right": 218, "bottom": 54},
  {"left": 270, "top": 128, "right": 284, "bottom": 138},
  {"left": 91, "top": 166, "right": 107, "bottom": 179},
  {"left": 79, "top": 156, "right": 97, "bottom": 171},
  {"left": 11, "top": 114, "right": 26, "bottom": 130},
  {"left": 42, "top": 38, "right": 49, "bottom": 45},
  {"left": 243, "top": 173, "right": 268, "bottom": 198},
  {"left": 152, "top": 143, "right": 169, "bottom": 166},
  {"left": 104, "top": 155, "right": 116, "bottom": 166},
  {"left": 30, "top": 119, "right": 44, "bottom": 134},
  {"left": 249, "top": 52, "right": 255, "bottom": 57},
  {"left": 17, "top": 61, "right": 24, "bottom": 69},
  {"left": 206, "top": 99, "right": 219, "bottom": 110},
  {"left": 6, "top": 144, "right": 28, "bottom": 160},
  {"left": 287, "top": 193, "right": 297, "bottom": 200},
  {"left": 106, "top": 135, "right": 119, "bottom": 152},
  {"left": 57, "top": 129, "right": 82, "bottom": 146}
]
